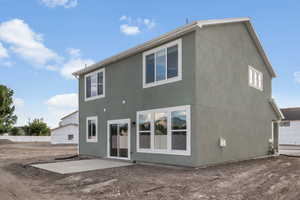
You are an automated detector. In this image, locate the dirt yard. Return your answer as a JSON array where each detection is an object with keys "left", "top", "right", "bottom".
[{"left": 1, "top": 141, "right": 300, "bottom": 200}]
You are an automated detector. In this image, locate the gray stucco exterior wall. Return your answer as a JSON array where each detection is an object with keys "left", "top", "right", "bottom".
[
  {"left": 78, "top": 22, "right": 277, "bottom": 167},
  {"left": 78, "top": 32, "right": 197, "bottom": 166},
  {"left": 194, "top": 23, "right": 277, "bottom": 166}
]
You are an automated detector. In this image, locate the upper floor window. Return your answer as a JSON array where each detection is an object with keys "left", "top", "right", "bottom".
[
  {"left": 143, "top": 39, "right": 182, "bottom": 88},
  {"left": 249, "top": 66, "right": 263, "bottom": 91},
  {"left": 85, "top": 68, "right": 105, "bottom": 101}
]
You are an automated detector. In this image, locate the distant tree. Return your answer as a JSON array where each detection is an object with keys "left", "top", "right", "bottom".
[
  {"left": 10, "top": 127, "right": 23, "bottom": 136},
  {"left": 0, "top": 85, "right": 17, "bottom": 134},
  {"left": 24, "top": 118, "right": 50, "bottom": 136}
]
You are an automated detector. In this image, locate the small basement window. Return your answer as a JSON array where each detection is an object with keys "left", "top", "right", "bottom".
[{"left": 86, "top": 116, "right": 98, "bottom": 142}]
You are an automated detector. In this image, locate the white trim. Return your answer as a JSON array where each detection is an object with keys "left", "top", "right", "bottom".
[
  {"left": 269, "top": 98, "right": 284, "bottom": 120},
  {"left": 248, "top": 65, "right": 263, "bottom": 91},
  {"left": 86, "top": 116, "right": 98, "bottom": 143},
  {"left": 143, "top": 39, "right": 182, "bottom": 88},
  {"left": 136, "top": 105, "right": 191, "bottom": 156},
  {"left": 107, "top": 118, "right": 131, "bottom": 160},
  {"left": 84, "top": 68, "right": 105, "bottom": 102}
]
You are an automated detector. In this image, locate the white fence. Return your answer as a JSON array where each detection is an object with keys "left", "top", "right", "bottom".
[{"left": 0, "top": 136, "right": 51, "bottom": 142}]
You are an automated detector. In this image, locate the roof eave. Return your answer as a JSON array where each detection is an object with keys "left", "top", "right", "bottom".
[
  {"left": 72, "top": 21, "right": 200, "bottom": 76},
  {"left": 72, "top": 17, "right": 277, "bottom": 78},
  {"left": 244, "top": 22, "right": 277, "bottom": 78},
  {"left": 269, "top": 98, "right": 284, "bottom": 120}
]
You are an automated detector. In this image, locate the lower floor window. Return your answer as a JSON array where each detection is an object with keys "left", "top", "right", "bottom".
[
  {"left": 137, "top": 105, "right": 191, "bottom": 155},
  {"left": 86, "top": 116, "right": 98, "bottom": 142}
]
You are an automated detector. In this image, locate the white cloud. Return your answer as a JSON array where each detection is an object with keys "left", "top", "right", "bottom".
[
  {"left": 0, "top": 19, "right": 61, "bottom": 66},
  {"left": 294, "top": 71, "right": 300, "bottom": 83},
  {"left": 67, "top": 48, "right": 81, "bottom": 57},
  {"left": 120, "top": 15, "right": 129, "bottom": 21},
  {"left": 0, "top": 19, "right": 93, "bottom": 79},
  {"left": 40, "top": 0, "right": 78, "bottom": 8},
  {"left": 13, "top": 97, "right": 25, "bottom": 108},
  {"left": 120, "top": 24, "right": 141, "bottom": 35},
  {"left": 119, "top": 16, "right": 156, "bottom": 36},
  {"left": 0, "top": 61, "right": 14, "bottom": 67},
  {"left": 60, "top": 56, "right": 94, "bottom": 79},
  {"left": 143, "top": 19, "right": 156, "bottom": 29},
  {"left": 45, "top": 65, "right": 59, "bottom": 71},
  {"left": 0, "top": 42, "right": 8, "bottom": 58},
  {"left": 45, "top": 93, "right": 78, "bottom": 127},
  {"left": 45, "top": 93, "right": 78, "bottom": 108}
]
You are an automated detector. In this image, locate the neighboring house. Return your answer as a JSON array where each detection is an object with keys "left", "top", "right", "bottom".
[
  {"left": 51, "top": 111, "right": 79, "bottom": 145},
  {"left": 279, "top": 108, "right": 300, "bottom": 145},
  {"left": 73, "top": 17, "right": 283, "bottom": 167}
]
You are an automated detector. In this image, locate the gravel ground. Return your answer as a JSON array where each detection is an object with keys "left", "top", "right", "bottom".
[{"left": 1, "top": 141, "right": 300, "bottom": 200}]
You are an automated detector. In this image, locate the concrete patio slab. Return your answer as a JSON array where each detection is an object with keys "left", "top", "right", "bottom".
[{"left": 31, "top": 159, "right": 133, "bottom": 174}]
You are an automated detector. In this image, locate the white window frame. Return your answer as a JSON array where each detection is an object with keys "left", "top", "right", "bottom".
[
  {"left": 136, "top": 105, "right": 191, "bottom": 156},
  {"left": 143, "top": 39, "right": 182, "bottom": 88},
  {"left": 84, "top": 68, "right": 105, "bottom": 101},
  {"left": 248, "top": 66, "right": 263, "bottom": 91},
  {"left": 107, "top": 118, "right": 131, "bottom": 160},
  {"left": 86, "top": 116, "right": 98, "bottom": 143}
]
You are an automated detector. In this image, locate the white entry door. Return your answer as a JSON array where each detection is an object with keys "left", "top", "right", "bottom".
[{"left": 107, "top": 119, "right": 131, "bottom": 160}]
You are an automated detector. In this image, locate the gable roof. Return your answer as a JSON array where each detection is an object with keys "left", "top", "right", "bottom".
[
  {"left": 280, "top": 107, "right": 300, "bottom": 121},
  {"left": 72, "top": 17, "right": 276, "bottom": 78},
  {"left": 60, "top": 110, "right": 78, "bottom": 120}
]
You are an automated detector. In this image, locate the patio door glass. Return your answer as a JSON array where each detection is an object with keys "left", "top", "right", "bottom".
[{"left": 109, "top": 122, "right": 128, "bottom": 158}]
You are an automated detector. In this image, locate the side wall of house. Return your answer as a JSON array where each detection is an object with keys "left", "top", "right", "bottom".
[
  {"left": 279, "top": 121, "right": 300, "bottom": 145},
  {"left": 78, "top": 32, "right": 198, "bottom": 166},
  {"left": 51, "top": 125, "right": 79, "bottom": 144},
  {"left": 194, "top": 23, "right": 277, "bottom": 166}
]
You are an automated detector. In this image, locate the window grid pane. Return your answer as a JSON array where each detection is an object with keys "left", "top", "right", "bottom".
[
  {"left": 86, "top": 76, "right": 91, "bottom": 98},
  {"left": 146, "top": 54, "right": 155, "bottom": 83},
  {"left": 139, "top": 132, "right": 151, "bottom": 149},
  {"left": 167, "top": 45, "right": 178, "bottom": 78},
  {"left": 97, "top": 72, "right": 103, "bottom": 95},
  {"left": 155, "top": 49, "right": 166, "bottom": 81},
  {"left": 172, "top": 131, "right": 187, "bottom": 150},
  {"left": 154, "top": 112, "right": 167, "bottom": 150}
]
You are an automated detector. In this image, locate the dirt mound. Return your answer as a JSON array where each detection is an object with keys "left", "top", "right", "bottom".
[{"left": 0, "top": 139, "right": 14, "bottom": 145}]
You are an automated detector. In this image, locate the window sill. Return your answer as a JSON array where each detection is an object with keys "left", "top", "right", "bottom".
[
  {"left": 249, "top": 84, "right": 263, "bottom": 91},
  {"left": 137, "top": 148, "right": 190, "bottom": 156},
  {"left": 85, "top": 95, "right": 105, "bottom": 102},
  {"left": 86, "top": 139, "right": 98, "bottom": 143},
  {"left": 143, "top": 76, "right": 182, "bottom": 89}
]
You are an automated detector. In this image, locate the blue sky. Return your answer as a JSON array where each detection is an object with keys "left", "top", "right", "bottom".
[{"left": 0, "top": 0, "right": 299, "bottom": 127}]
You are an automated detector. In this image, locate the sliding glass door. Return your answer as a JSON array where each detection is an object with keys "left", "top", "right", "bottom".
[{"left": 108, "top": 119, "right": 130, "bottom": 159}]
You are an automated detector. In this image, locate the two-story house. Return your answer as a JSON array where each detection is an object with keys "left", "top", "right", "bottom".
[{"left": 73, "top": 17, "right": 283, "bottom": 166}]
